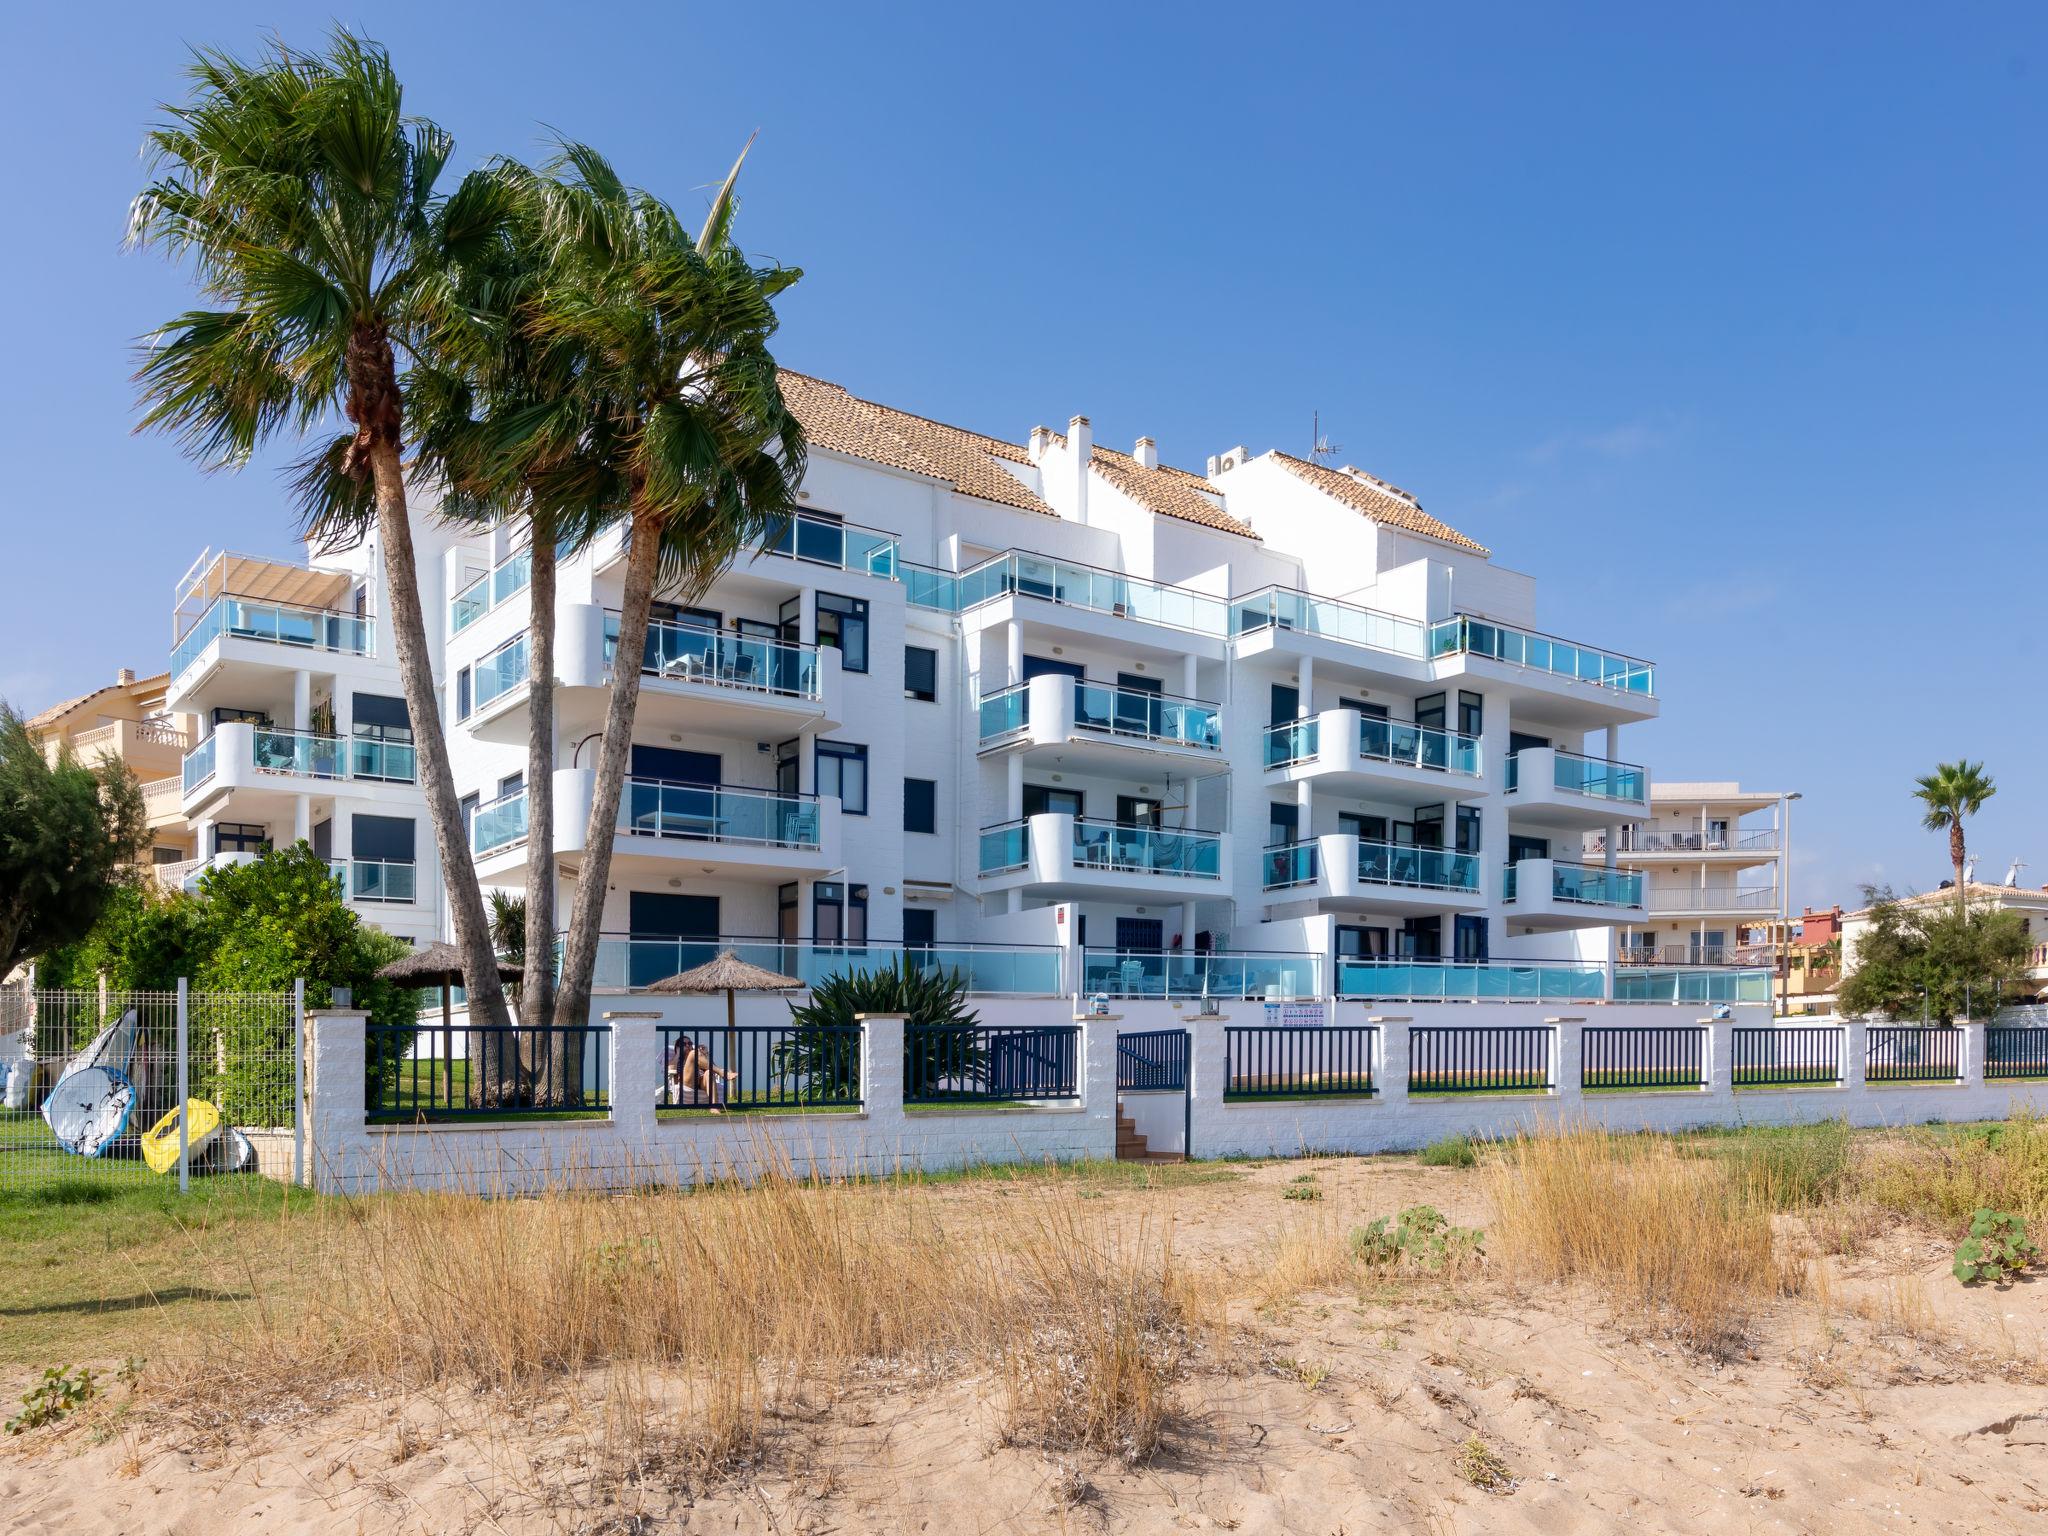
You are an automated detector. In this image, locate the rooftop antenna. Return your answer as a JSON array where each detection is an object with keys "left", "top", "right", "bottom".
[
  {"left": 1311, "top": 411, "right": 1342, "bottom": 465},
  {"left": 2006, "top": 857, "right": 2026, "bottom": 888},
  {"left": 1963, "top": 856, "right": 1978, "bottom": 886}
]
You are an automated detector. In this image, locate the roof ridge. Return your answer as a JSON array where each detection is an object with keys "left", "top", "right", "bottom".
[{"left": 1267, "top": 450, "right": 1488, "bottom": 556}]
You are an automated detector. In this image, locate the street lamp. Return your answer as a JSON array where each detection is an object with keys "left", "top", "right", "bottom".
[{"left": 1778, "top": 792, "right": 1803, "bottom": 1019}]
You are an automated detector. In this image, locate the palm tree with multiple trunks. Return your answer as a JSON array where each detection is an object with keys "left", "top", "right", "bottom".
[{"left": 1913, "top": 760, "right": 1996, "bottom": 914}]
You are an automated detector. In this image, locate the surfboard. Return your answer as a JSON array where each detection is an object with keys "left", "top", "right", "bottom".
[
  {"left": 141, "top": 1099, "right": 222, "bottom": 1175},
  {"left": 41, "top": 1066, "right": 135, "bottom": 1158},
  {"left": 66, "top": 1009, "right": 139, "bottom": 1077}
]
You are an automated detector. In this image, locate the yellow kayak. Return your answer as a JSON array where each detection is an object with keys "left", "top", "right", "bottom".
[{"left": 141, "top": 1099, "right": 222, "bottom": 1175}]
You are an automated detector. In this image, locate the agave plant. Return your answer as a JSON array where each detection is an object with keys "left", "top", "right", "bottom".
[{"left": 783, "top": 959, "right": 980, "bottom": 1099}]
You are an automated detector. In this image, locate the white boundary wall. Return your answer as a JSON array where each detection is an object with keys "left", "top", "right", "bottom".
[{"left": 301, "top": 1000, "right": 2048, "bottom": 1195}]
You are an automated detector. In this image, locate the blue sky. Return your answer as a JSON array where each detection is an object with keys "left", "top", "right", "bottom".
[{"left": 2, "top": 2, "right": 2042, "bottom": 913}]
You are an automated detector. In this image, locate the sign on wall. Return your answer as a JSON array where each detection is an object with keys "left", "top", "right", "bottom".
[{"left": 1264, "top": 1001, "right": 1326, "bottom": 1028}]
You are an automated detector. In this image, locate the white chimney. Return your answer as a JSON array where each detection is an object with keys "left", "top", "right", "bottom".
[
  {"left": 1069, "top": 415, "right": 1092, "bottom": 523},
  {"left": 1028, "top": 425, "right": 1053, "bottom": 462},
  {"left": 116, "top": 668, "right": 135, "bottom": 686},
  {"left": 1134, "top": 436, "right": 1158, "bottom": 470}
]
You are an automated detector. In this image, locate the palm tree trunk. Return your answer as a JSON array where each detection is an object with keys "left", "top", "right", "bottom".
[
  {"left": 519, "top": 531, "right": 570, "bottom": 1099},
  {"left": 555, "top": 510, "right": 664, "bottom": 1030},
  {"left": 361, "top": 444, "right": 516, "bottom": 1057},
  {"left": 1952, "top": 820, "right": 1967, "bottom": 917}
]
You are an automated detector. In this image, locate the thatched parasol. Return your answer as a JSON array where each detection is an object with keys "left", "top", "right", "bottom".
[
  {"left": 378, "top": 943, "right": 525, "bottom": 1100},
  {"left": 648, "top": 950, "right": 803, "bottom": 1088}
]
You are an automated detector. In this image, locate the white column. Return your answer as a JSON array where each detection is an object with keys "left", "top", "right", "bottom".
[
  {"left": 1182, "top": 654, "right": 1199, "bottom": 700},
  {"left": 1602, "top": 724, "right": 1620, "bottom": 871},
  {"left": 293, "top": 793, "right": 310, "bottom": 843},
  {"left": 1478, "top": 689, "right": 1510, "bottom": 953},
  {"left": 1006, "top": 620, "right": 1023, "bottom": 687},
  {"left": 334, "top": 804, "right": 353, "bottom": 861},
  {"left": 1005, "top": 752, "right": 1023, "bottom": 820},
  {"left": 1180, "top": 901, "right": 1198, "bottom": 950},
  {"left": 292, "top": 670, "right": 311, "bottom": 731},
  {"left": 334, "top": 688, "right": 354, "bottom": 739},
  {"left": 1297, "top": 656, "right": 1314, "bottom": 714}
]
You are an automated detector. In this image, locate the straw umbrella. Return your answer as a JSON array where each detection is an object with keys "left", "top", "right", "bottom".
[
  {"left": 378, "top": 943, "right": 524, "bottom": 1106},
  {"left": 648, "top": 950, "right": 803, "bottom": 1105}
]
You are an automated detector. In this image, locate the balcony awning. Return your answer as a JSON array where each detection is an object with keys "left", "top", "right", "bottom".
[
  {"left": 902, "top": 880, "right": 958, "bottom": 903},
  {"left": 183, "top": 552, "right": 353, "bottom": 614}
]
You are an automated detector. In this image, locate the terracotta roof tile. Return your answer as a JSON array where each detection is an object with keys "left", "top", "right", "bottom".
[
  {"left": 1088, "top": 446, "right": 1259, "bottom": 540},
  {"left": 1269, "top": 451, "right": 1488, "bottom": 555},
  {"left": 779, "top": 370, "right": 1054, "bottom": 517},
  {"left": 23, "top": 685, "right": 116, "bottom": 733}
]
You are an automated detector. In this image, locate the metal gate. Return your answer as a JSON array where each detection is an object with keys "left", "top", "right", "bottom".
[
  {"left": 1115, "top": 1028, "right": 1190, "bottom": 1160},
  {"left": 0, "top": 981, "right": 303, "bottom": 1196}
]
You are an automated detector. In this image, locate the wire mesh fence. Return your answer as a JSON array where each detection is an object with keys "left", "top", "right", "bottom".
[{"left": 0, "top": 982, "right": 301, "bottom": 1196}]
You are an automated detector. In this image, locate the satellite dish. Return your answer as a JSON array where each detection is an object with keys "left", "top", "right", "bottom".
[{"left": 2007, "top": 858, "right": 2027, "bottom": 888}]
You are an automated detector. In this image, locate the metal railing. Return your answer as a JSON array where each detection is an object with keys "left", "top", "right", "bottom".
[
  {"left": 1072, "top": 681, "right": 1222, "bottom": 750},
  {"left": 1071, "top": 817, "right": 1224, "bottom": 878},
  {"left": 1612, "top": 967, "right": 1775, "bottom": 1004},
  {"left": 1224, "top": 1025, "right": 1378, "bottom": 1099},
  {"left": 978, "top": 684, "right": 1029, "bottom": 740},
  {"left": 1116, "top": 1029, "right": 1189, "bottom": 1091},
  {"left": 1538, "top": 861, "right": 1644, "bottom": 907},
  {"left": 1408, "top": 1025, "right": 1555, "bottom": 1093},
  {"left": 1427, "top": 613, "right": 1654, "bottom": 696},
  {"left": 172, "top": 595, "right": 374, "bottom": 680},
  {"left": 1263, "top": 840, "right": 1320, "bottom": 889},
  {"left": 1618, "top": 828, "right": 1781, "bottom": 855},
  {"left": 1337, "top": 957, "right": 1607, "bottom": 1001},
  {"left": 1264, "top": 717, "right": 1319, "bottom": 768},
  {"left": 606, "top": 613, "right": 822, "bottom": 699},
  {"left": 1642, "top": 885, "right": 1778, "bottom": 913},
  {"left": 618, "top": 779, "right": 822, "bottom": 849},
  {"left": 904, "top": 1024, "right": 1080, "bottom": 1104},
  {"left": 1360, "top": 839, "right": 1481, "bottom": 892},
  {"left": 366, "top": 1023, "right": 610, "bottom": 1120},
  {"left": 1985, "top": 1027, "right": 2048, "bottom": 1080},
  {"left": 956, "top": 551, "right": 1229, "bottom": 635},
  {"left": 1080, "top": 948, "right": 1320, "bottom": 1000},
  {"left": 470, "top": 632, "right": 530, "bottom": 713},
  {"left": 1360, "top": 715, "right": 1482, "bottom": 776},
  {"left": 1581, "top": 1026, "right": 1707, "bottom": 1090},
  {"left": 656, "top": 1023, "right": 862, "bottom": 1111},
  {"left": 764, "top": 509, "right": 899, "bottom": 577},
  {"left": 1227, "top": 585, "right": 1426, "bottom": 657},
  {"left": 330, "top": 859, "right": 417, "bottom": 904},
  {"left": 471, "top": 787, "right": 529, "bottom": 855},
  {"left": 449, "top": 548, "right": 532, "bottom": 632},
  {"left": 1730, "top": 1026, "right": 1842, "bottom": 1088},
  {"left": 576, "top": 936, "right": 1064, "bottom": 995},
  {"left": 1866, "top": 1025, "right": 1963, "bottom": 1083}
]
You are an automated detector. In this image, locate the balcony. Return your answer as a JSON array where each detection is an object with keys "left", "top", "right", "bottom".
[
  {"left": 977, "top": 813, "right": 1227, "bottom": 899},
  {"left": 1642, "top": 884, "right": 1781, "bottom": 916},
  {"left": 603, "top": 613, "right": 841, "bottom": 732},
  {"left": 1504, "top": 747, "right": 1648, "bottom": 830},
  {"left": 330, "top": 858, "right": 417, "bottom": 904},
  {"left": 449, "top": 549, "right": 532, "bottom": 633},
  {"left": 1079, "top": 948, "right": 1321, "bottom": 1001},
  {"left": 575, "top": 936, "right": 1063, "bottom": 995},
  {"left": 1427, "top": 614, "right": 1655, "bottom": 713},
  {"left": 483, "top": 772, "right": 841, "bottom": 879},
  {"left": 956, "top": 551, "right": 1230, "bottom": 638},
  {"left": 978, "top": 675, "right": 1223, "bottom": 771},
  {"left": 763, "top": 509, "right": 899, "bottom": 577},
  {"left": 180, "top": 723, "right": 417, "bottom": 810},
  {"left": 170, "top": 595, "right": 375, "bottom": 689},
  {"left": 1336, "top": 957, "right": 1610, "bottom": 1002},
  {"left": 1262, "top": 835, "right": 1484, "bottom": 915},
  {"left": 1610, "top": 828, "right": 1781, "bottom": 859},
  {"left": 1264, "top": 709, "right": 1483, "bottom": 804},
  {"left": 1501, "top": 858, "right": 1646, "bottom": 930},
  {"left": 471, "top": 786, "right": 529, "bottom": 856}
]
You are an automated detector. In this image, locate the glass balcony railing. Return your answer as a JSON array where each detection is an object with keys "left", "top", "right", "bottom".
[
  {"left": 1072, "top": 682, "right": 1221, "bottom": 750},
  {"left": 1070, "top": 817, "right": 1223, "bottom": 878},
  {"left": 471, "top": 788, "right": 528, "bottom": 856},
  {"left": 349, "top": 736, "right": 417, "bottom": 783},
  {"left": 1359, "top": 840, "right": 1481, "bottom": 892},
  {"left": 604, "top": 614, "right": 821, "bottom": 699},
  {"left": 1263, "top": 840, "right": 1320, "bottom": 889},
  {"left": 1336, "top": 958, "right": 1609, "bottom": 1001},
  {"left": 330, "top": 858, "right": 417, "bottom": 903},
  {"left": 979, "top": 821, "right": 1030, "bottom": 875},
  {"left": 1428, "top": 614, "right": 1654, "bottom": 696},
  {"left": 1265, "top": 718, "right": 1319, "bottom": 768},
  {"left": 252, "top": 728, "right": 346, "bottom": 779},
  {"left": 1613, "top": 967, "right": 1774, "bottom": 1004},
  {"left": 901, "top": 560, "right": 961, "bottom": 612},
  {"left": 1507, "top": 860, "right": 1643, "bottom": 906},
  {"left": 171, "top": 596, "right": 374, "bottom": 681},
  {"left": 471, "top": 633, "right": 530, "bottom": 713},
  {"left": 764, "top": 510, "right": 899, "bottom": 577},
  {"left": 576, "top": 936, "right": 1063, "bottom": 994},
  {"left": 1228, "top": 586, "right": 1426, "bottom": 658},
  {"left": 180, "top": 735, "right": 217, "bottom": 794},
  {"left": 618, "top": 779, "right": 821, "bottom": 848},
  {"left": 1515, "top": 749, "right": 1647, "bottom": 803},
  {"left": 449, "top": 548, "right": 532, "bottom": 633},
  {"left": 978, "top": 685, "right": 1029, "bottom": 741},
  {"left": 1359, "top": 716, "right": 1481, "bottom": 776},
  {"left": 1080, "top": 948, "right": 1321, "bottom": 1000},
  {"left": 956, "top": 552, "right": 1229, "bottom": 635}
]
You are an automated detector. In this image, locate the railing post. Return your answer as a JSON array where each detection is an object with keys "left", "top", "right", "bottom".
[
  {"left": 1844, "top": 1020, "right": 1868, "bottom": 1093},
  {"left": 176, "top": 977, "right": 190, "bottom": 1195},
  {"left": 1370, "top": 1008, "right": 1410, "bottom": 1109},
  {"left": 1550, "top": 1016, "right": 1582, "bottom": 1102}
]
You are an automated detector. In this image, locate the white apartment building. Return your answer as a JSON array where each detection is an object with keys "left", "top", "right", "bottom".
[
  {"left": 1589, "top": 782, "right": 1794, "bottom": 966},
  {"left": 165, "top": 370, "right": 1712, "bottom": 1009}
]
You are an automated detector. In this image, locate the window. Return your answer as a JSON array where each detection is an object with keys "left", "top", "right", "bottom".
[
  {"left": 1454, "top": 914, "right": 1489, "bottom": 962},
  {"left": 1455, "top": 805, "right": 1482, "bottom": 855},
  {"left": 816, "top": 593, "right": 869, "bottom": 673},
  {"left": 1414, "top": 692, "right": 1446, "bottom": 731},
  {"left": 1024, "top": 784, "right": 1084, "bottom": 819},
  {"left": 814, "top": 881, "right": 868, "bottom": 945},
  {"left": 212, "top": 706, "right": 269, "bottom": 727},
  {"left": 459, "top": 793, "right": 478, "bottom": 843},
  {"left": 904, "top": 777, "right": 937, "bottom": 834},
  {"left": 1457, "top": 691, "right": 1483, "bottom": 736},
  {"left": 904, "top": 645, "right": 937, "bottom": 702},
  {"left": 1268, "top": 801, "right": 1299, "bottom": 847},
  {"left": 1508, "top": 834, "right": 1551, "bottom": 863},
  {"left": 903, "top": 907, "right": 936, "bottom": 951},
  {"left": 213, "top": 822, "right": 271, "bottom": 856},
  {"left": 456, "top": 666, "right": 472, "bottom": 721},
  {"left": 1338, "top": 811, "right": 1388, "bottom": 843},
  {"left": 816, "top": 741, "right": 868, "bottom": 814},
  {"left": 498, "top": 772, "right": 525, "bottom": 799}
]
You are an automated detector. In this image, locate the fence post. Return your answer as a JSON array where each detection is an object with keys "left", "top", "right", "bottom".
[
  {"left": 858, "top": 1013, "right": 905, "bottom": 1178},
  {"left": 303, "top": 1008, "right": 369, "bottom": 1194},
  {"left": 1550, "top": 1016, "right": 1583, "bottom": 1102},
  {"left": 1368, "top": 1009, "right": 1410, "bottom": 1110},
  {"left": 176, "top": 977, "right": 190, "bottom": 1195},
  {"left": 1957, "top": 1021, "right": 1977, "bottom": 1087},
  {"left": 292, "top": 978, "right": 306, "bottom": 1186},
  {"left": 603, "top": 1011, "right": 661, "bottom": 1172},
  {"left": 1844, "top": 1019, "right": 1868, "bottom": 1094}
]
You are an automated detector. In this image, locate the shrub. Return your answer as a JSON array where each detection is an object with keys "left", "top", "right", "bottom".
[
  {"left": 5, "top": 1366, "right": 98, "bottom": 1434},
  {"left": 1419, "top": 1133, "right": 1477, "bottom": 1169},
  {"left": 1349, "top": 1205, "right": 1483, "bottom": 1271},
  {"left": 1953, "top": 1209, "right": 2039, "bottom": 1285},
  {"left": 786, "top": 959, "right": 979, "bottom": 1098}
]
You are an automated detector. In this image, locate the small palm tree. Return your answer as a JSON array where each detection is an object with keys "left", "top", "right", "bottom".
[
  {"left": 129, "top": 31, "right": 516, "bottom": 1031},
  {"left": 1913, "top": 760, "right": 1996, "bottom": 912}
]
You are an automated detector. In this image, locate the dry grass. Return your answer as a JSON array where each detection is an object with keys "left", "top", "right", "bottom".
[
  {"left": 166, "top": 1159, "right": 1207, "bottom": 1477},
  {"left": 1856, "top": 1111, "right": 2048, "bottom": 1226},
  {"left": 1484, "top": 1123, "right": 1794, "bottom": 1354}
]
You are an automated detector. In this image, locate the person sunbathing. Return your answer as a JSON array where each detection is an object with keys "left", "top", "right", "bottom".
[{"left": 668, "top": 1036, "right": 739, "bottom": 1109}]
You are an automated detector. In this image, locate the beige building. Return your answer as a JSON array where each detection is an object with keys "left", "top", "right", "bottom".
[
  {"left": 23, "top": 668, "right": 197, "bottom": 883},
  {"left": 1586, "top": 781, "right": 1793, "bottom": 965},
  {"left": 1840, "top": 881, "right": 2048, "bottom": 1007}
]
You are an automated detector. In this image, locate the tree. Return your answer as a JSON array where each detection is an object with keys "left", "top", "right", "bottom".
[
  {"left": 517, "top": 144, "right": 807, "bottom": 1039},
  {"left": 1913, "top": 760, "right": 1996, "bottom": 913},
  {"left": 486, "top": 890, "right": 527, "bottom": 962},
  {"left": 128, "top": 30, "right": 515, "bottom": 1031},
  {"left": 1838, "top": 887, "right": 2031, "bottom": 1022},
  {"left": 0, "top": 705, "right": 147, "bottom": 979}
]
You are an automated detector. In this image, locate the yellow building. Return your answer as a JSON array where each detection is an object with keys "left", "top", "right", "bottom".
[{"left": 23, "top": 669, "right": 197, "bottom": 885}]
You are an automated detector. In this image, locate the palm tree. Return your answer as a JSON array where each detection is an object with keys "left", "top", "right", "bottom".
[
  {"left": 129, "top": 31, "right": 515, "bottom": 1031},
  {"left": 1913, "top": 760, "right": 1996, "bottom": 912},
  {"left": 517, "top": 142, "right": 806, "bottom": 1034}
]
